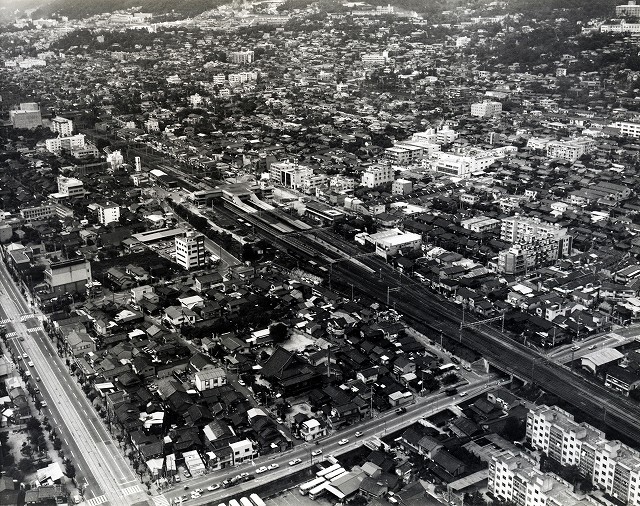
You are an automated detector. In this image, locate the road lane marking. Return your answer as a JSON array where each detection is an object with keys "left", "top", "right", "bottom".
[
  {"left": 122, "top": 485, "right": 142, "bottom": 496},
  {"left": 85, "top": 494, "right": 108, "bottom": 506}
]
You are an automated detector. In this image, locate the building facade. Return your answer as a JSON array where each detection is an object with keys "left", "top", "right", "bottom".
[
  {"left": 10, "top": 102, "right": 42, "bottom": 129},
  {"left": 50, "top": 116, "right": 73, "bottom": 136},
  {"left": 471, "top": 100, "right": 502, "bottom": 117},
  {"left": 44, "top": 258, "right": 92, "bottom": 294},
  {"left": 269, "top": 161, "right": 313, "bottom": 190},
  {"left": 175, "top": 231, "right": 206, "bottom": 270},
  {"left": 97, "top": 203, "right": 120, "bottom": 225},
  {"left": 361, "top": 164, "right": 394, "bottom": 188},
  {"left": 228, "top": 50, "right": 254, "bottom": 64}
]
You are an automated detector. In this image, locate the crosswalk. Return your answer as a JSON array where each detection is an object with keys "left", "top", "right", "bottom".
[
  {"left": 84, "top": 494, "right": 107, "bottom": 506},
  {"left": 20, "top": 314, "right": 38, "bottom": 322},
  {"left": 153, "top": 495, "right": 171, "bottom": 506},
  {"left": 0, "top": 318, "right": 10, "bottom": 324},
  {"left": 122, "top": 484, "right": 143, "bottom": 496},
  {"left": 5, "top": 331, "right": 17, "bottom": 338},
  {"left": 26, "top": 326, "right": 43, "bottom": 333}
]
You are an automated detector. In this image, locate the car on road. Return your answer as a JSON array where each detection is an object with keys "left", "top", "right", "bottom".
[
  {"left": 571, "top": 345, "right": 580, "bottom": 351},
  {"left": 338, "top": 439, "right": 349, "bottom": 445},
  {"left": 28, "top": 361, "right": 34, "bottom": 367},
  {"left": 267, "top": 463, "right": 279, "bottom": 470},
  {"left": 459, "top": 391, "right": 468, "bottom": 397},
  {"left": 395, "top": 407, "right": 407, "bottom": 415},
  {"left": 238, "top": 379, "right": 245, "bottom": 386},
  {"left": 35, "top": 376, "right": 40, "bottom": 382},
  {"left": 25, "top": 371, "right": 31, "bottom": 377},
  {"left": 207, "top": 484, "right": 220, "bottom": 492},
  {"left": 588, "top": 344, "right": 597, "bottom": 350},
  {"left": 183, "top": 470, "right": 192, "bottom": 478},
  {"left": 41, "top": 401, "right": 47, "bottom": 407},
  {"left": 256, "top": 466, "right": 268, "bottom": 474},
  {"left": 288, "top": 458, "right": 302, "bottom": 466},
  {"left": 311, "top": 449, "right": 322, "bottom": 456},
  {"left": 190, "top": 491, "right": 201, "bottom": 499},
  {"left": 22, "top": 353, "right": 28, "bottom": 359},
  {"left": 355, "top": 431, "right": 363, "bottom": 438}
]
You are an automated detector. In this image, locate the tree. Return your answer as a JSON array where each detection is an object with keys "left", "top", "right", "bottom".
[
  {"left": 65, "top": 460, "right": 76, "bottom": 480},
  {"left": 18, "top": 457, "right": 34, "bottom": 473},
  {"left": 441, "top": 373, "right": 459, "bottom": 386},
  {"left": 269, "top": 322, "right": 289, "bottom": 343}
]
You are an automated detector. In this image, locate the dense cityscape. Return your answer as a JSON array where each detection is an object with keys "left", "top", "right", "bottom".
[{"left": 3, "top": 0, "right": 640, "bottom": 505}]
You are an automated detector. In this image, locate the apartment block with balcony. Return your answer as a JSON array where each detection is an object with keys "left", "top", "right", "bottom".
[
  {"left": 471, "top": 100, "right": 502, "bottom": 118},
  {"left": 97, "top": 202, "right": 120, "bottom": 225},
  {"left": 361, "top": 164, "right": 394, "bottom": 188},
  {"left": 545, "top": 137, "right": 596, "bottom": 162},
  {"left": 50, "top": 116, "right": 73, "bottom": 136}
]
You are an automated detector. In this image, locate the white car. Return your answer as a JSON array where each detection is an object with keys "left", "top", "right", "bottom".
[
  {"left": 28, "top": 361, "right": 34, "bottom": 367},
  {"left": 311, "top": 449, "right": 322, "bottom": 456},
  {"left": 256, "top": 466, "right": 268, "bottom": 474},
  {"left": 238, "top": 379, "right": 245, "bottom": 386},
  {"left": 338, "top": 439, "right": 349, "bottom": 445},
  {"left": 207, "top": 484, "right": 220, "bottom": 492},
  {"left": 288, "top": 458, "right": 302, "bottom": 466},
  {"left": 588, "top": 344, "right": 597, "bottom": 350},
  {"left": 267, "top": 463, "right": 279, "bottom": 470},
  {"left": 355, "top": 431, "right": 363, "bottom": 437},
  {"left": 22, "top": 353, "right": 28, "bottom": 359},
  {"left": 459, "top": 392, "right": 467, "bottom": 397}
]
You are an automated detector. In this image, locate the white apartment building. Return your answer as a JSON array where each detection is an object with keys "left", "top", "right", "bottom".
[
  {"left": 145, "top": 118, "right": 160, "bottom": 132},
  {"left": 175, "top": 231, "right": 206, "bottom": 270},
  {"left": 611, "top": 121, "right": 640, "bottom": 138},
  {"left": 97, "top": 202, "right": 120, "bottom": 225},
  {"left": 501, "top": 216, "right": 569, "bottom": 246},
  {"left": 361, "top": 164, "right": 394, "bottom": 187},
  {"left": 50, "top": 116, "right": 73, "bottom": 136},
  {"left": 371, "top": 229, "right": 422, "bottom": 259},
  {"left": 45, "top": 134, "right": 87, "bottom": 155},
  {"left": 229, "top": 439, "right": 256, "bottom": 465},
  {"left": 56, "top": 176, "right": 85, "bottom": 198},
  {"left": 269, "top": 161, "right": 313, "bottom": 189},
  {"left": 433, "top": 147, "right": 508, "bottom": 178},
  {"left": 617, "top": 1, "right": 640, "bottom": 16},
  {"left": 194, "top": 368, "right": 227, "bottom": 392},
  {"left": 489, "top": 450, "right": 586, "bottom": 506},
  {"left": 385, "top": 140, "right": 441, "bottom": 166},
  {"left": 526, "top": 405, "right": 640, "bottom": 506},
  {"left": 546, "top": 137, "right": 596, "bottom": 161},
  {"left": 471, "top": 100, "right": 502, "bottom": 118},
  {"left": 602, "top": 21, "right": 640, "bottom": 33},
  {"left": 361, "top": 50, "right": 389, "bottom": 66},
  {"left": 412, "top": 126, "right": 458, "bottom": 145},
  {"left": 228, "top": 50, "right": 254, "bottom": 64},
  {"left": 20, "top": 205, "right": 56, "bottom": 222},
  {"left": 392, "top": 178, "right": 412, "bottom": 195}
]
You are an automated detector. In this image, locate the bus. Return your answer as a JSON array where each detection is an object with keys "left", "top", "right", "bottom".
[
  {"left": 316, "top": 463, "right": 341, "bottom": 478},
  {"left": 324, "top": 468, "right": 345, "bottom": 481},
  {"left": 308, "top": 483, "right": 327, "bottom": 500},
  {"left": 300, "top": 477, "right": 326, "bottom": 495},
  {"left": 437, "top": 363, "right": 457, "bottom": 375},
  {"left": 249, "top": 494, "right": 266, "bottom": 506},
  {"left": 229, "top": 500, "right": 242, "bottom": 506},
  {"left": 240, "top": 498, "right": 253, "bottom": 506}
]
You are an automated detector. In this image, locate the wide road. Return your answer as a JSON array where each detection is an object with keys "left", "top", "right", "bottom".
[
  {"left": 159, "top": 375, "right": 499, "bottom": 506},
  {"left": 0, "top": 261, "right": 150, "bottom": 506}
]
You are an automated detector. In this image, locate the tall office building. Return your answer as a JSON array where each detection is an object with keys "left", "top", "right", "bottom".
[
  {"left": 175, "top": 231, "right": 206, "bottom": 270},
  {"left": 50, "top": 116, "right": 74, "bottom": 136},
  {"left": 10, "top": 102, "right": 42, "bottom": 129}
]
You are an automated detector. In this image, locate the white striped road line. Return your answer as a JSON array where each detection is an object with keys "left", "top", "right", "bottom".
[
  {"left": 153, "top": 495, "right": 170, "bottom": 506},
  {"left": 6, "top": 332, "right": 17, "bottom": 338},
  {"left": 84, "top": 495, "right": 108, "bottom": 506},
  {"left": 0, "top": 318, "right": 10, "bottom": 324},
  {"left": 122, "top": 484, "right": 142, "bottom": 496},
  {"left": 26, "top": 326, "right": 43, "bottom": 333}
]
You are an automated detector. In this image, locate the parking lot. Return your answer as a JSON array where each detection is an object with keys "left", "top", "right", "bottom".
[{"left": 266, "top": 489, "right": 333, "bottom": 506}]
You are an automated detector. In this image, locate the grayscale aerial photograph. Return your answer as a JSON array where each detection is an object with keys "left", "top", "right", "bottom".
[{"left": 2, "top": 0, "right": 640, "bottom": 505}]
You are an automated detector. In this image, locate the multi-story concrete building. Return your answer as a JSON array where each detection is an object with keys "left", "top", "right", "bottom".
[
  {"left": 433, "top": 147, "right": 510, "bottom": 178},
  {"left": 392, "top": 178, "right": 412, "bottom": 195},
  {"left": 546, "top": 137, "right": 596, "bottom": 161},
  {"left": 611, "top": 121, "right": 640, "bottom": 138},
  {"left": 50, "top": 116, "right": 73, "bottom": 136},
  {"left": 461, "top": 216, "right": 501, "bottom": 233},
  {"left": 269, "top": 161, "right": 313, "bottom": 189},
  {"left": 412, "top": 126, "right": 458, "bottom": 145},
  {"left": 45, "top": 134, "right": 87, "bottom": 155},
  {"left": 498, "top": 217, "right": 572, "bottom": 274},
  {"left": 601, "top": 21, "right": 640, "bottom": 33},
  {"left": 361, "top": 50, "right": 389, "bottom": 66},
  {"left": 471, "top": 100, "right": 502, "bottom": 117},
  {"left": 20, "top": 205, "right": 56, "bottom": 222},
  {"left": 10, "top": 103, "right": 42, "bottom": 130},
  {"left": 526, "top": 405, "right": 640, "bottom": 505},
  {"left": 228, "top": 50, "right": 254, "bottom": 64},
  {"left": 617, "top": 1, "right": 640, "bottom": 16},
  {"left": 175, "top": 231, "right": 206, "bottom": 270},
  {"left": 97, "top": 202, "right": 120, "bottom": 225},
  {"left": 488, "top": 450, "right": 586, "bottom": 506},
  {"left": 56, "top": 176, "right": 85, "bottom": 198},
  {"left": 44, "top": 258, "right": 92, "bottom": 294},
  {"left": 361, "top": 164, "right": 394, "bottom": 188}
]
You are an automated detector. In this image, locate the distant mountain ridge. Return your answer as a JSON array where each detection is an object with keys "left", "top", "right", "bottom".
[{"left": 32, "top": 0, "right": 232, "bottom": 19}]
